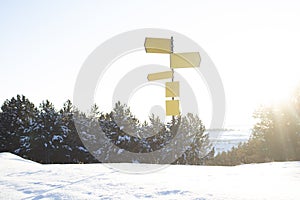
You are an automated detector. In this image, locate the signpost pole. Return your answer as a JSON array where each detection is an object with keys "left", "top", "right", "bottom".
[
  {"left": 144, "top": 36, "right": 200, "bottom": 118},
  {"left": 170, "top": 36, "right": 175, "bottom": 124},
  {"left": 171, "top": 36, "right": 174, "bottom": 83}
]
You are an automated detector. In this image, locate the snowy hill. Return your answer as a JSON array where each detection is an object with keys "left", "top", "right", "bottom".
[
  {"left": 208, "top": 129, "right": 251, "bottom": 154},
  {"left": 0, "top": 153, "right": 299, "bottom": 200}
]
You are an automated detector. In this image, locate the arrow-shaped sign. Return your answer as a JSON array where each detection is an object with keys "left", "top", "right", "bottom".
[
  {"left": 170, "top": 52, "right": 201, "bottom": 68},
  {"left": 147, "top": 71, "right": 173, "bottom": 81},
  {"left": 144, "top": 37, "right": 172, "bottom": 54}
]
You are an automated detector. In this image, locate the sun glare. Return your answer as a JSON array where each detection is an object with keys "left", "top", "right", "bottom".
[{"left": 258, "top": 72, "right": 296, "bottom": 106}]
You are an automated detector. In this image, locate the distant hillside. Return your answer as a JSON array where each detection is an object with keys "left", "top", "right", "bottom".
[{"left": 206, "top": 129, "right": 251, "bottom": 154}]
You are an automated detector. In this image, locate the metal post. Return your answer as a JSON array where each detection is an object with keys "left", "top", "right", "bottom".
[
  {"left": 171, "top": 36, "right": 175, "bottom": 124},
  {"left": 171, "top": 36, "right": 174, "bottom": 83}
]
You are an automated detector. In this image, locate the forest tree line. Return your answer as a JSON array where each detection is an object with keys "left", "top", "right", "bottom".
[
  {"left": 0, "top": 95, "right": 213, "bottom": 164},
  {"left": 208, "top": 85, "right": 300, "bottom": 165},
  {"left": 1, "top": 86, "right": 300, "bottom": 166}
]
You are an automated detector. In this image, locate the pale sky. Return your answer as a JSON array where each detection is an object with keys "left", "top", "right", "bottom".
[{"left": 1, "top": 0, "right": 300, "bottom": 129}]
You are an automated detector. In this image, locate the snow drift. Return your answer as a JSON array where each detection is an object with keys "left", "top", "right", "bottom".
[{"left": 0, "top": 152, "right": 299, "bottom": 200}]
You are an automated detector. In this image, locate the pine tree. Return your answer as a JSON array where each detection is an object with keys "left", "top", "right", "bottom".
[
  {"left": 209, "top": 85, "right": 300, "bottom": 166},
  {"left": 0, "top": 95, "right": 38, "bottom": 157},
  {"left": 173, "top": 113, "right": 213, "bottom": 165},
  {"left": 60, "top": 100, "right": 97, "bottom": 163}
]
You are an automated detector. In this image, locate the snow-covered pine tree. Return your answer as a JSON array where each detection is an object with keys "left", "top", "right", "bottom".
[
  {"left": 0, "top": 95, "right": 38, "bottom": 157},
  {"left": 173, "top": 113, "right": 213, "bottom": 165},
  {"left": 60, "top": 100, "right": 97, "bottom": 163},
  {"left": 27, "top": 100, "right": 62, "bottom": 163}
]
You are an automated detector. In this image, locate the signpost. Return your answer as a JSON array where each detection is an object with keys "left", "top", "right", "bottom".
[
  {"left": 144, "top": 38, "right": 172, "bottom": 54},
  {"left": 147, "top": 71, "right": 173, "bottom": 81},
  {"left": 144, "top": 37, "right": 201, "bottom": 116},
  {"left": 170, "top": 52, "right": 201, "bottom": 68},
  {"left": 165, "top": 81, "right": 179, "bottom": 97},
  {"left": 166, "top": 100, "right": 180, "bottom": 116}
]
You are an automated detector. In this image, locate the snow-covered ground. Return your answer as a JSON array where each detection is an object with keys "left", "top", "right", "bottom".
[{"left": 1, "top": 153, "right": 300, "bottom": 200}]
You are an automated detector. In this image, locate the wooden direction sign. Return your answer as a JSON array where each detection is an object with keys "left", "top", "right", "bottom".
[
  {"left": 166, "top": 100, "right": 180, "bottom": 116},
  {"left": 147, "top": 71, "right": 173, "bottom": 81},
  {"left": 144, "top": 36, "right": 200, "bottom": 116},
  {"left": 144, "top": 37, "right": 172, "bottom": 54},
  {"left": 166, "top": 81, "right": 179, "bottom": 97},
  {"left": 170, "top": 52, "right": 201, "bottom": 68}
]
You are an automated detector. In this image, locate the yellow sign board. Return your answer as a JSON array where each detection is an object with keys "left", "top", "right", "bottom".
[
  {"left": 144, "top": 38, "right": 172, "bottom": 54},
  {"left": 166, "top": 100, "right": 180, "bottom": 116},
  {"left": 147, "top": 71, "right": 173, "bottom": 81},
  {"left": 166, "top": 81, "right": 179, "bottom": 97},
  {"left": 170, "top": 52, "right": 201, "bottom": 68}
]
